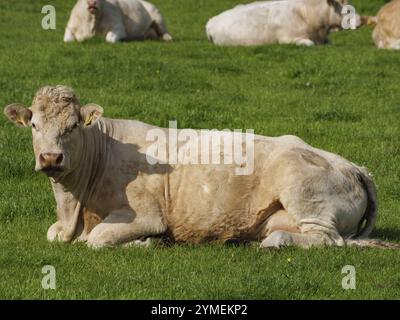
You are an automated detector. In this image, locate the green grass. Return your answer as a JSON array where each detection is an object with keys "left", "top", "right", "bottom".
[{"left": 0, "top": 0, "right": 399, "bottom": 299}]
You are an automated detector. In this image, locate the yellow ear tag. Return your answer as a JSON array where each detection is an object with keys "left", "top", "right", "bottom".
[
  {"left": 16, "top": 115, "right": 26, "bottom": 127},
  {"left": 84, "top": 112, "right": 94, "bottom": 126}
]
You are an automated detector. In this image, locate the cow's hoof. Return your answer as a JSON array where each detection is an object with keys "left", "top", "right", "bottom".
[
  {"left": 47, "top": 222, "right": 63, "bottom": 242},
  {"left": 295, "top": 39, "right": 315, "bottom": 46},
  {"left": 123, "top": 238, "right": 153, "bottom": 248},
  {"left": 63, "top": 29, "right": 75, "bottom": 42},
  {"left": 105, "top": 32, "right": 121, "bottom": 43},
  {"left": 162, "top": 33, "right": 173, "bottom": 42},
  {"left": 260, "top": 231, "right": 292, "bottom": 249},
  {"left": 87, "top": 240, "right": 110, "bottom": 250}
]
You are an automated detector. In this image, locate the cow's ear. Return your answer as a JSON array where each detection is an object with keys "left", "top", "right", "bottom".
[
  {"left": 4, "top": 103, "right": 32, "bottom": 127},
  {"left": 80, "top": 103, "right": 103, "bottom": 127}
]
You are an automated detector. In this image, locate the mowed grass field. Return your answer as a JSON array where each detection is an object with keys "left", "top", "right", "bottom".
[{"left": 0, "top": 0, "right": 399, "bottom": 300}]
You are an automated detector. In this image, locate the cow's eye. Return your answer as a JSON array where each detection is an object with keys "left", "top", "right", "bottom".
[
  {"left": 65, "top": 123, "right": 78, "bottom": 135},
  {"left": 32, "top": 123, "right": 37, "bottom": 130}
]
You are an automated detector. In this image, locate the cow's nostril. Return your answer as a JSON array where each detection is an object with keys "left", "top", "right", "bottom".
[{"left": 56, "top": 154, "right": 63, "bottom": 165}]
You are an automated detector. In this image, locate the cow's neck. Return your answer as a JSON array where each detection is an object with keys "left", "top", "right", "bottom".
[
  {"left": 50, "top": 119, "right": 111, "bottom": 242},
  {"left": 84, "top": 11, "right": 102, "bottom": 37},
  {"left": 91, "top": 12, "right": 103, "bottom": 34}
]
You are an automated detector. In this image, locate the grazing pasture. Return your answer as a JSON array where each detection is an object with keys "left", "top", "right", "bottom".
[{"left": 0, "top": 0, "right": 399, "bottom": 299}]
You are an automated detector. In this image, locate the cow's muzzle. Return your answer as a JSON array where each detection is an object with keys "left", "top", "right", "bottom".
[
  {"left": 38, "top": 153, "right": 65, "bottom": 176},
  {"left": 88, "top": 6, "right": 98, "bottom": 14},
  {"left": 88, "top": 0, "right": 99, "bottom": 14}
]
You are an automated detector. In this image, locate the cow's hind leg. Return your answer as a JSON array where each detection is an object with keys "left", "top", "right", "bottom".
[
  {"left": 262, "top": 209, "right": 300, "bottom": 236},
  {"left": 144, "top": 24, "right": 159, "bottom": 40},
  {"left": 87, "top": 209, "right": 166, "bottom": 249},
  {"left": 145, "top": 21, "right": 173, "bottom": 41},
  {"left": 260, "top": 209, "right": 345, "bottom": 249},
  {"left": 144, "top": 3, "right": 173, "bottom": 41},
  {"left": 261, "top": 225, "right": 345, "bottom": 249}
]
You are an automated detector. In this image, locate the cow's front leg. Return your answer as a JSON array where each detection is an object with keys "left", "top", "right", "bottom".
[
  {"left": 105, "top": 25, "right": 127, "bottom": 43},
  {"left": 63, "top": 28, "right": 75, "bottom": 42},
  {"left": 47, "top": 221, "right": 64, "bottom": 242},
  {"left": 87, "top": 208, "right": 166, "bottom": 248}
]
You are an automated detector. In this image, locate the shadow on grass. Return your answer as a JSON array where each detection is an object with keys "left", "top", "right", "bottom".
[{"left": 372, "top": 227, "right": 400, "bottom": 242}]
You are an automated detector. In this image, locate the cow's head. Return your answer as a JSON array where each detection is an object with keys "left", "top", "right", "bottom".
[
  {"left": 327, "top": 0, "right": 362, "bottom": 29},
  {"left": 86, "top": 0, "right": 104, "bottom": 15},
  {"left": 4, "top": 86, "right": 103, "bottom": 179}
]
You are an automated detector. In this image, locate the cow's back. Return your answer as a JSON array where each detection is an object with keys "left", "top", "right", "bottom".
[
  {"left": 206, "top": 1, "right": 304, "bottom": 46},
  {"left": 108, "top": 0, "right": 153, "bottom": 39}
]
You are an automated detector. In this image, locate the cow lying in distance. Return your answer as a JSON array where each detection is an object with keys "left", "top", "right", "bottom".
[
  {"left": 362, "top": 0, "right": 400, "bottom": 50},
  {"left": 64, "top": 0, "right": 172, "bottom": 43},
  {"left": 206, "top": 0, "right": 362, "bottom": 46},
  {"left": 4, "top": 86, "right": 400, "bottom": 249}
]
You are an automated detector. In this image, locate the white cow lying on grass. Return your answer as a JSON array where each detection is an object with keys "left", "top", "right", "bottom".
[
  {"left": 362, "top": 0, "right": 400, "bottom": 50},
  {"left": 64, "top": 0, "right": 172, "bottom": 43},
  {"left": 4, "top": 86, "right": 400, "bottom": 249},
  {"left": 206, "top": 0, "right": 361, "bottom": 46}
]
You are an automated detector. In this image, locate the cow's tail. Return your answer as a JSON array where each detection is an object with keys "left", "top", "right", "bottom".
[
  {"left": 361, "top": 16, "right": 378, "bottom": 27},
  {"left": 353, "top": 167, "right": 378, "bottom": 239},
  {"left": 346, "top": 238, "right": 400, "bottom": 249},
  {"left": 344, "top": 167, "right": 400, "bottom": 249}
]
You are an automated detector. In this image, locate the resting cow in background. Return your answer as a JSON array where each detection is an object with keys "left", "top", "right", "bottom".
[
  {"left": 362, "top": 0, "right": 400, "bottom": 50},
  {"left": 206, "top": 0, "right": 362, "bottom": 46},
  {"left": 64, "top": 0, "right": 172, "bottom": 43},
  {"left": 4, "top": 86, "right": 400, "bottom": 249}
]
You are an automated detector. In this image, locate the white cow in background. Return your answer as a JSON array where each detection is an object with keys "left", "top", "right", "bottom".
[
  {"left": 206, "top": 0, "right": 362, "bottom": 46},
  {"left": 367, "top": 0, "right": 400, "bottom": 50},
  {"left": 64, "top": 0, "right": 172, "bottom": 43}
]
